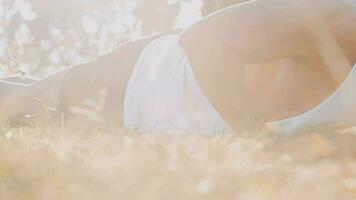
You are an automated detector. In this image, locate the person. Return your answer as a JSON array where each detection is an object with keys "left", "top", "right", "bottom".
[
  {"left": 179, "top": 0, "right": 356, "bottom": 133},
  {"left": 0, "top": 0, "right": 355, "bottom": 135},
  {"left": 268, "top": 62, "right": 356, "bottom": 135}
]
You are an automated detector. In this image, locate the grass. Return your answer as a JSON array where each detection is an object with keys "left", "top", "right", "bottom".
[{"left": 0, "top": 124, "right": 355, "bottom": 200}]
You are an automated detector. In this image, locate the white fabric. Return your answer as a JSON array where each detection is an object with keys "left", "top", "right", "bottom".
[
  {"left": 124, "top": 35, "right": 231, "bottom": 135},
  {"left": 268, "top": 63, "right": 356, "bottom": 134}
]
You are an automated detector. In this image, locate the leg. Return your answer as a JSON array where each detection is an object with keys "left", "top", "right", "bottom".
[
  {"left": 0, "top": 72, "right": 66, "bottom": 126},
  {"left": 0, "top": 36, "right": 159, "bottom": 126}
]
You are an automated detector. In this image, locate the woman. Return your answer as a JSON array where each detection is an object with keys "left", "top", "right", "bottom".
[
  {"left": 179, "top": 0, "right": 356, "bottom": 134},
  {"left": 1, "top": 0, "right": 355, "bottom": 135}
]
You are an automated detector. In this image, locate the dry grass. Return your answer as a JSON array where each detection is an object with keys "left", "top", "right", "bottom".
[{"left": 0, "top": 125, "right": 355, "bottom": 200}]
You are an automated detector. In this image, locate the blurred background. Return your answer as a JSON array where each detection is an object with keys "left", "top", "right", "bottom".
[
  {"left": 0, "top": 0, "right": 253, "bottom": 78},
  {"left": 0, "top": 0, "right": 207, "bottom": 78}
]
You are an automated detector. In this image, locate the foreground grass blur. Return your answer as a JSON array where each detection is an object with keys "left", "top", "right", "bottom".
[{"left": 0, "top": 125, "right": 355, "bottom": 200}]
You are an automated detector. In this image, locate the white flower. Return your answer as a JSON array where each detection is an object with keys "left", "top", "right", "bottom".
[
  {"left": 15, "top": 0, "right": 37, "bottom": 21},
  {"left": 5, "top": 131, "right": 13, "bottom": 139},
  {"left": 82, "top": 15, "right": 99, "bottom": 35}
]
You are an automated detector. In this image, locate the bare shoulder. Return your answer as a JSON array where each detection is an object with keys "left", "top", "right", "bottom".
[
  {"left": 179, "top": 0, "right": 296, "bottom": 44},
  {"left": 179, "top": 0, "right": 306, "bottom": 64}
]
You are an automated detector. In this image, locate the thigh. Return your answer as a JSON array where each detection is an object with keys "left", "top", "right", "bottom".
[
  {"left": 56, "top": 36, "right": 160, "bottom": 124},
  {"left": 0, "top": 73, "right": 65, "bottom": 125},
  {"left": 0, "top": 36, "right": 159, "bottom": 126}
]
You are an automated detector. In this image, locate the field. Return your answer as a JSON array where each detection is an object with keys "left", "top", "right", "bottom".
[
  {"left": 2, "top": 0, "right": 356, "bottom": 199},
  {"left": 0, "top": 124, "right": 355, "bottom": 200}
]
